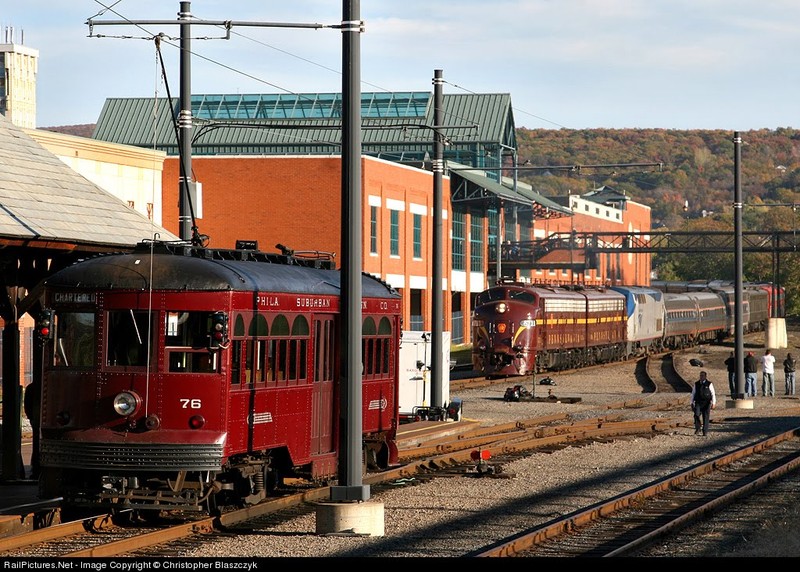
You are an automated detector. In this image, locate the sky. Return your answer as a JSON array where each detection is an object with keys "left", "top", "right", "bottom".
[{"left": 2, "top": 0, "right": 799, "bottom": 131}]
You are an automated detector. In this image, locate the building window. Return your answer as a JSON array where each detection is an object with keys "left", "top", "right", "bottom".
[
  {"left": 413, "top": 213, "right": 422, "bottom": 259},
  {"left": 470, "top": 209, "right": 483, "bottom": 270},
  {"left": 390, "top": 209, "right": 400, "bottom": 256},
  {"left": 452, "top": 210, "right": 465, "bottom": 271},
  {"left": 487, "top": 208, "right": 498, "bottom": 252},
  {"left": 504, "top": 205, "right": 516, "bottom": 242},
  {"left": 370, "top": 205, "right": 378, "bottom": 254}
]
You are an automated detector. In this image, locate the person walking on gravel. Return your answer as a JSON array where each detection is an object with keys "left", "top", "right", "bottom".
[
  {"left": 744, "top": 351, "right": 758, "bottom": 398},
  {"left": 691, "top": 371, "right": 716, "bottom": 436},
  {"left": 783, "top": 353, "right": 796, "bottom": 396},
  {"left": 761, "top": 349, "right": 776, "bottom": 397}
]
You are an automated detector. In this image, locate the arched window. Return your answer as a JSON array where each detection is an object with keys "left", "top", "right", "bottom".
[
  {"left": 362, "top": 316, "right": 393, "bottom": 378},
  {"left": 246, "top": 314, "right": 269, "bottom": 385},
  {"left": 234, "top": 314, "right": 246, "bottom": 337},
  {"left": 269, "top": 315, "right": 290, "bottom": 383},
  {"left": 290, "top": 316, "right": 309, "bottom": 381},
  {"left": 231, "top": 314, "right": 246, "bottom": 385},
  {"left": 249, "top": 314, "right": 269, "bottom": 336}
]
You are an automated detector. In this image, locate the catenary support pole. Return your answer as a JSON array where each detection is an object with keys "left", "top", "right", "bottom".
[
  {"left": 178, "top": 1, "right": 194, "bottom": 241},
  {"left": 431, "top": 69, "right": 444, "bottom": 409},
  {"left": 332, "top": 0, "right": 368, "bottom": 501},
  {"left": 734, "top": 131, "right": 745, "bottom": 399}
]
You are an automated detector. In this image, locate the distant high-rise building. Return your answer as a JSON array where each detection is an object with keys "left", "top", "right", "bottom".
[{"left": 1, "top": 26, "right": 38, "bottom": 129}]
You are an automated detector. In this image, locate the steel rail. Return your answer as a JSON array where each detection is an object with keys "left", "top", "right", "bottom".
[{"left": 473, "top": 427, "right": 800, "bottom": 557}]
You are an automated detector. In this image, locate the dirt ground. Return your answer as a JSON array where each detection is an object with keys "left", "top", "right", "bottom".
[{"left": 675, "top": 318, "right": 800, "bottom": 396}]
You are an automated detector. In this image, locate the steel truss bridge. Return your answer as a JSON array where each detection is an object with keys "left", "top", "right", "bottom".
[{"left": 493, "top": 230, "right": 800, "bottom": 273}]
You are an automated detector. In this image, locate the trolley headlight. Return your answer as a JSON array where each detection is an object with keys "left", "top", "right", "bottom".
[{"left": 113, "top": 391, "right": 142, "bottom": 417}]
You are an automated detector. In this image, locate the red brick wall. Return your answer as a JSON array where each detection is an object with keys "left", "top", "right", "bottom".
[
  {"left": 163, "top": 156, "right": 344, "bottom": 255},
  {"left": 162, "top": 156, "right": 450, "bottom": 333}
]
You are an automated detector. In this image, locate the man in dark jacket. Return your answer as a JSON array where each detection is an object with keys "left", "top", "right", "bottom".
[
  {"left": 724, "top": 351, "right": 736, "bottom": 397},
  {"left": 783, "top": 353, "right": 796, "bottom": 396},
  {"left": 691, "top": 371, "right": 716, "bottom": 436},
  {"left": 744, "top": 351, "right": 758, "bottom": 398}
]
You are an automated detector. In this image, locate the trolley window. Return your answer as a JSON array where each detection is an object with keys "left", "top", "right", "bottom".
[
  {"left": 246, "top": 314, "right": 270, "bottom": 385},
  {"left": 164, "top": 311, "right": 220, "bottom": 373},
  {"left": 263, "top": 314, "right": 309, "bottom": 385},
  {"left": 362, "top": 316, "right": 393, "bottom": 379},
  {"left": 231, "top": 314, "right": 246, "bottom": 385},
  {"left": 53, "top": 311, "right": 95, "bottom": 368},
  {"left": 106, "top": 310, "right": 154, "bottom": 368}
]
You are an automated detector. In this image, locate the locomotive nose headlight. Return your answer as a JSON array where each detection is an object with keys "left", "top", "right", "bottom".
[
  {"left": 113, "top": 391, "right": 142, "bottom": 417},
  {"left": 496, "top": 302, "right": 508, "bottom": 314}
]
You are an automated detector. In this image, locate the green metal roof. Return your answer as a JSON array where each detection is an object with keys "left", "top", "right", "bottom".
[
  {"left": 91, "top": 92, "right": 517, "bottom": 167},
  {"left": 90, "top": 91, "right": 548, "bottom": 213},
  {"left": 449, "top": 163, "right": 572, "bottom": 218}
]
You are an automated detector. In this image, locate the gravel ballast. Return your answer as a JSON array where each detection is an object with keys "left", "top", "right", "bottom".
[{"left": 178, "top": 335, "right": 800, "bottom": 558}]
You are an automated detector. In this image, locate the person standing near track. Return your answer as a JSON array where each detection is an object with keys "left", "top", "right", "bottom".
[
  {"left": 783, "top": 353, "right": 796, "bottom": 396},
  {"left": 724, "top": 351, "right": 736, "bottom": 397},
  {"left": 761, "top": 349, "right": 776, "bottom": 397},
  {"left": 744, "top": 351, "right": 758, "bottom": 398},
  {"left": 690, "top": 371, "right": 716, "bottom": 436}
]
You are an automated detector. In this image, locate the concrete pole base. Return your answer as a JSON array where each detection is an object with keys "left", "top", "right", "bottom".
[
  {"left": 726, "top": 398, "right": 754, "bottom": 409},
  {"left": 315, "top": 501, "right": 385, "bottom": 537}
]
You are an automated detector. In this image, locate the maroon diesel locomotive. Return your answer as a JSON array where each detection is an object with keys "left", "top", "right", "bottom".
[
  {"left": 35, "top": 240, "right": 402, "bottom": 515},
  {"left": 474, "top": 278, "right": 783, "bottom": 379},
  {"left": 471, "top": 282, "right": 627, "bottom": 377}
]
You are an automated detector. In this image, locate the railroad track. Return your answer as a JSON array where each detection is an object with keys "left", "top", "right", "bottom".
[
  {"left": 2, "top": 349, "right": 777, "bottom": 558},
  {"left": 1, "top": 354, "right": 692, "bottom": 557},
  {"left": 472, "top": 427, "right": 800, "bottom": 557},
  {"left": 0, "top": 412, "right": 689, "bottom": 557},
  {"left": 6, "top": 425, "right": 798, "bottom": 558},
  {"left": 646, "top": 352, "right": 692, "bottom": 393},
  {"left": 453, "top": 350, "right": 691, "bottom": 394}
]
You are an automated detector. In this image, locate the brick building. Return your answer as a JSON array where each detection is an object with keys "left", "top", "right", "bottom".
[{"left": 91, "top": 92, "right": 652, "bottom": 345}]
